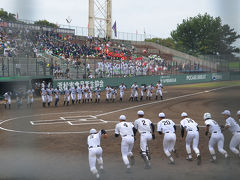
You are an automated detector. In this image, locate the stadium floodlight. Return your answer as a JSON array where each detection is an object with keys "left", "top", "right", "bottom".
[{"left": 88, "top": 0, "right": 112, "bottom": 38}]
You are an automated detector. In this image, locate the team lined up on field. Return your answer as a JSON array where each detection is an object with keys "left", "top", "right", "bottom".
[{"left": 88, "top": 110, "right": 240, "bottom": 179}]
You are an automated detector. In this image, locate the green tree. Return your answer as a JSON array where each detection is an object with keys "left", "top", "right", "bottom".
[
  {"left": 34, "top": 20, "right": 58, "bottom": 28},
  {"left": 171, "top": 13, "right": 240, "bottom": 56},
  {"left": 145, "top": 37, "right": 176, "bottom": 49},
  {"left": 0, "top": 8, "right": 17, "bottom": 21}
]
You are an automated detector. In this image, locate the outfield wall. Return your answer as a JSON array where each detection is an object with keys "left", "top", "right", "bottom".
[{"left": 53, "top": 72, "right": 238, "bottom": 90}]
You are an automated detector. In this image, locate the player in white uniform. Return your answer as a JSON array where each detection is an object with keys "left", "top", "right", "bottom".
[
  {"left": 64, "top": 86, "right": 71, "bottom": 106},
  {"left": 94, "top": 87, "right": 101, "bottom": 103},
  {"left": 157, "top": 112, "right": 176, "bottom": 164},
  {"left": 88, "top": 84, "right": 93, "bottom": 103},
  {"left": 180, "top": 112, "right": 201, "bottom": 165},
  {"left": 115, "top": 115, "right": 135, "bottom": 172},
  {"left": 140, "top": 85, "right": 146, "bottom": 101},
  {"left": 41, "top": 87, "right": 47, "bottom": 107},
  {"left": 112, "top": 88, "right": 117, "bottom": 102},
  {"left": 54, "top": 87, "right": 61, "bottom": 107},
  {"left": 204, "top": 113, "right": 228, "bottom": 162},
  {"left": 134, "top": 110, "right": 155, "bottom": 169},
  {"left": 87, "top": 128, "right": 107, "bottom": 180},
  {"left": 77, "top": 85, "right": 83, "bottom": 104},
  {"left": 26, "top": 89, "right": 34, "bottom": 108},
  {"left": 3, "top": 92, "right": 11, "bottom": 109},
  {"left": 146, "top": 84, "right": 154, "bottom": 100},
  {"left": 71, "top": 86, "right": 77, "bottom": 104},
  {"left": 119, "top": 83, "right": 126, "bottom": 102},
  {"left": 222, "top": 110, "right": 240, "bottom": 157},
  {"left": 47, "top": 87, "right": 53, "bottom": 107},
  {"left": 155, "top": 80, "right": 163, "bottom": 100},
  {"left": 105, "top": 85, "right": 111, "bottom": 102},
  {"left": 237, "top": 110, "right": 240, "bottom": 122},
  {"left": 130, "top": 82, "right": 139, "bottom": 102}
]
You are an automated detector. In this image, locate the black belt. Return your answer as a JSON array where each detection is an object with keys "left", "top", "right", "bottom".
[
  {"left": 165, "top": 132, "right": 170, "bottom": 133},
  {"left": 237, "top": 131, "right": 240, "bottom": 133},
  {"left": 142, "top": 132, "right": 146, "bottom": 134},
  {"left": 123, "top": 135, "right": 134, "bottom": 137},
  {"left": 89, "top": 145, "right": 100, "bottom": 149}
]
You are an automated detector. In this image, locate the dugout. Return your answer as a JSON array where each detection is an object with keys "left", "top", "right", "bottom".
[{"left": 0, "top": 76, "right": 52, "bottom": 99}]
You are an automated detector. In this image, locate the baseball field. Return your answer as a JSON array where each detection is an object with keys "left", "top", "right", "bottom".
[{"left": 0, "top": 80, "right": 240, "bottom": 180}]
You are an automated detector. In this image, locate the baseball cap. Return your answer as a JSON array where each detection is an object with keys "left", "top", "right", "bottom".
[
  {"left": 221, "top": 110, "right": 231, "bottom": 116},
  {"left": 203, "top": 113, "right": 212, "bottom": 120},
  {"left": 181, "top": 112, "right": 188, "bottom": 117},
  {"left": 89, "top": 128, "right": 97, "bottom": 134},
  {"left": 120, "top": 115, "right": 126, "bottom": 120},
  {"left": 137, "top": 110, "right": 144, "bottom": 116},
  {"left": 237, "top": 110, "right": 240, "bottom": 115},
  {"left": 159, "top": 112, "right": 165, "bottom": 118}
]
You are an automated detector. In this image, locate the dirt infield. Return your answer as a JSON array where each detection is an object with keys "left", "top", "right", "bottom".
[{"left": 0, "top": 82, "right": 240, "bottom": 180}]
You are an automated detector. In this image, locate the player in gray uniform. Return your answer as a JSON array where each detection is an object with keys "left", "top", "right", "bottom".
[
  {"left": 64, "top": 86, "right": 71, "bottom": 106},
  {"left": 146, "top": 84, "right": 154, "bottom": 101},
  {"left": 94, "top": 86, "right": 101, "bottom": 103},
  {"left": 83, "top": 84, "right": 89, "bottom": 104},
  {"left": 41, "top": 87, "right": 47, "bottom": 107},
  {"left": 71, "top": 86, "right": 77, "bottom": 104},
  {"left": 180, "top": 112, "right": 201, "bottom": 165},
  {"left": 155, "top": 80, "right": 163, "bottom": 100},
  {"left": 204, "top": 113, "right": 228, "bottom": 162},
  {"left": 130, "top": 82, "right": 139, "bottom": 102},
  {"left": 119, "top": 83, "right": 126, "bottom": 102},
  {"left": 112, "top": 88, "right": 117, "bottom": 102},
  {"left": 222, "top": 110, "right": 240, "bottom": 157},
  {"left": 26, "top": 89, "right": 34, "bottom": 108},
  {"left": 77, "top": 85, "right": 83, "bottom": 104},
  {"left": 47, "top": 87, "right": 54, "bottom": 107},
  {"left": 140, "top": 84, "right": 146, "bottom": 101},
  {"left": 88, "top": 84, "right": 93, "bottom": 103},
  {"left": 54, "top": 87, "right": 61, "bottom": 107},
  {"left": 3, "top": 92, "right": 11, "bottom": 109}
]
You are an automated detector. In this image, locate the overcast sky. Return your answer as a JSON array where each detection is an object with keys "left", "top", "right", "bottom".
[{"left": 0, "top": 0, "right": 239, "bottom": 39}]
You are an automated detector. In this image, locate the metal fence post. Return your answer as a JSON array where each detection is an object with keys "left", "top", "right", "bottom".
[
  {"left": 7, "top": 58, "right": 9, "bottom": 77},
  {"left": 43, "top": 58, "right": 46, "bottom": 76}
]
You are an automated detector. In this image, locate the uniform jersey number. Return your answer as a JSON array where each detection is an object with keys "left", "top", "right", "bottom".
[
  {"left": 142, "top": 120, "right": 146, "bottom": 125},
  {"left": 212, "top": 120, "right": 218, "bottom": 125},
  {"left": 123, "top": 123, "right": 128, "bottom": 127},
  {"left": 163, "top": 120, "right": 170, "bottom": 125},
  {"left": 187, "top": 119, "right": 194, "bottom": 123}
]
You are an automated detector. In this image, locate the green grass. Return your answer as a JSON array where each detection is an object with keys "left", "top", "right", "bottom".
[
  {"left": 229, "top": 62, "right": 240, "bottom": 69},
  {"left": 177, "top": 80, "right": 240, "bottom": 88}
]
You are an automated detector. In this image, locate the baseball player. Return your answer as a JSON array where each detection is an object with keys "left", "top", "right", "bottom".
[
  {"left": 119, "top": 83, "right": 126, "bottom": 102},
  {"left": 140, "top": 84, "right": 146, "bottom": 101},
  {"left": 77, "top": 85, "right": 83, "bottom": 104},
  {"left": 237, "top": 110, "right": 240, "bottom": 122},
  {"left": 115, "top": 115, "right": 135, "bottom": 172},
  {"left": 134, "top": 110, "right": 155, "bottom": 169},
  {"left": 222, "top": 110, "right": 240, "bottom": 157},
  {"left": 15, "top": 91, "right": 23, "bottom": 109},
  {"left": 112, "top": 88, "right": 117, "bottom": 102},
  {"left": 47, "top": 86, "right": 53, "bottom": 107},
  {"left": 204, "top": 113, "right": 228, "bottom": 162},
  {"left": 180, "top": 112, "right": 201, "bottom": 165},
  {"left": 83, "top": 84, "right": 89, "bottom": 104},
  {"left": 94, "top": 86, "right": 101, "bottom": 103},
  {"left": 71, "top": 86, "right": 77, "bottom": 104},
  {"left": 157, "top": 112, "right": 176, "bottom": 165},
  {"left": 105, "top": 85, "right": 111, "bottom": 102},
  {"left": 146, "top": 84, "right": 154, "bottom": 101},
  {"left": 41, "top": 87, "right": 47, "bottom": 107},
  {"left": 26, "top": 89, "right": 34, "bottom": 108},
  {"left": 155, "top": 80, "right": 163, "bottom": 100},
  {"left": 3, "top": 92, "right": 11, "bottom": 109},
  {"left": 63, "top": 86, "right": 71, "bottom": 106},
  {"left": 130, "top": 82, "right": 138, "bottom": 102},
  {"left": 88, "top": 84, "right": 93, "bottom": 103},
  {"left": 87, "top": 128, "right": 108, "bottom": 180},
  {"left": 54, "top": 87, "right": 61, "bottom": 107}
]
